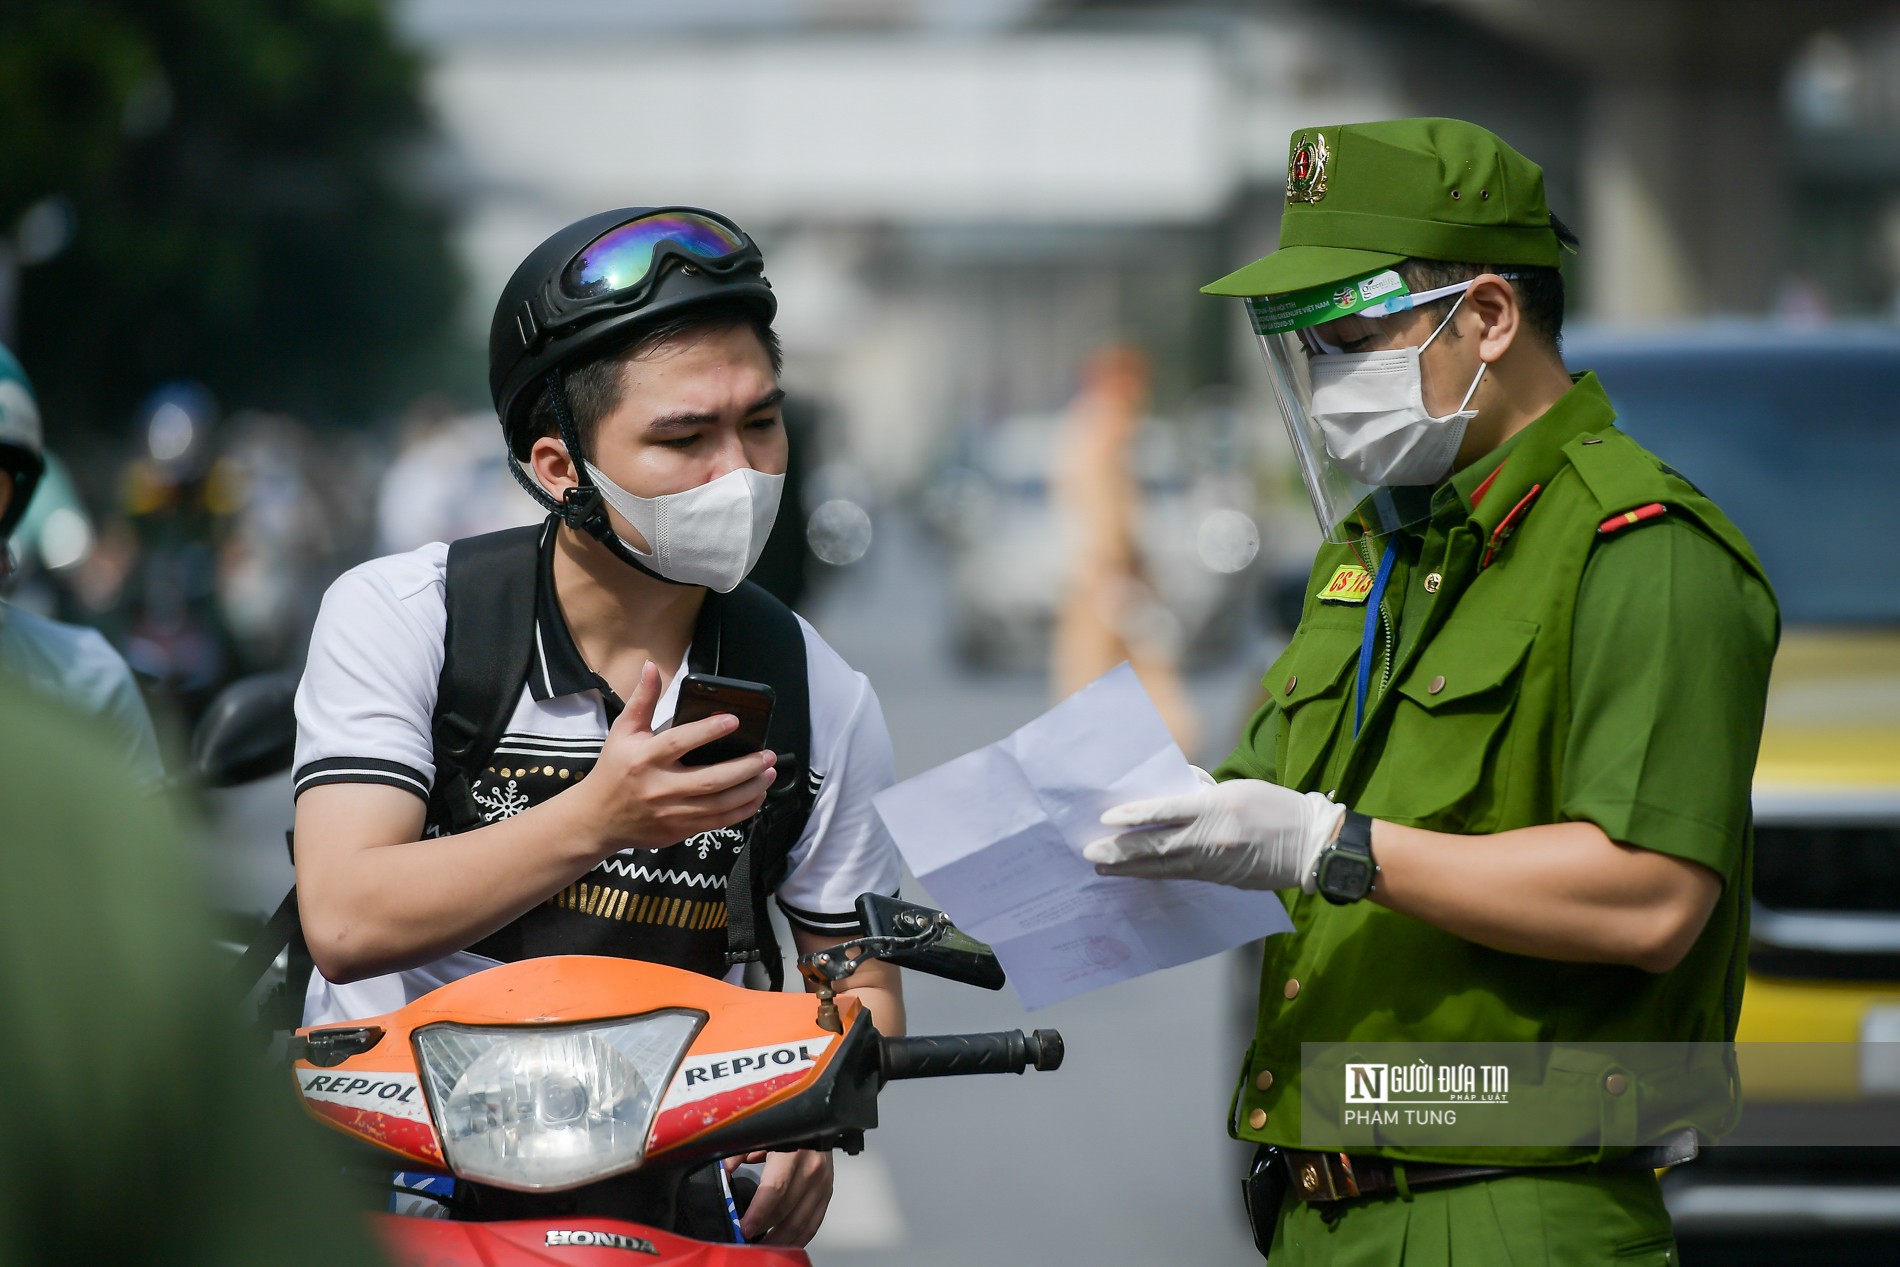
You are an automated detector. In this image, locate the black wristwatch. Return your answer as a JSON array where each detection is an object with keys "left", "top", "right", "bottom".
[{"left": 1315, "top": 810, "right": 1378, "bottom": 905}]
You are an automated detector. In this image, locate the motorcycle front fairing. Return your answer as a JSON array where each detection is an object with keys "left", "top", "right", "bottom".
[{"left": 289, "top": 955, "right": 878, "bottom": 1191}]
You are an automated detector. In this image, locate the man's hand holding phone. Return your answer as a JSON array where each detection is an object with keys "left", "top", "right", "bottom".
[{"left": 576, "top": 662, "right": 776, "bottom": 855}]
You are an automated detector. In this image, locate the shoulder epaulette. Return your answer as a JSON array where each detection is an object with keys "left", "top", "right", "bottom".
[{"left": 1597, "top": 502, "right": 1668, "bottom": 536}]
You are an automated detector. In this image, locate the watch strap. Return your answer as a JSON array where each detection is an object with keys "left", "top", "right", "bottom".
[{"left": 1319, "top": 810, "right": 1377, "bottom": 905}]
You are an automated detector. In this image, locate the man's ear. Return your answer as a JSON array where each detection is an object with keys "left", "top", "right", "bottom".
[
  {"left": 1467, "top": 273, "right": 1521, "bottom": 365},
  {"left": 528, "top": 435, "right": 578, "bottom": 501}
]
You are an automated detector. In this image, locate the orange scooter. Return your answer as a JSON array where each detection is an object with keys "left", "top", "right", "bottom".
[{"left": 288, "top": 896, "right": 1062, "bottom": 1266}]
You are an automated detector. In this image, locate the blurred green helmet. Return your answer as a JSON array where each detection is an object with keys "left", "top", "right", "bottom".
[{"left": 0, "top": 343, "right": 46, "bottom": 539}]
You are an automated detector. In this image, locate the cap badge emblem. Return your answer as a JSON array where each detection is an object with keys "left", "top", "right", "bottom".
[{"left": 1287, "top": 132, "right": 1330, "bottom": 203}]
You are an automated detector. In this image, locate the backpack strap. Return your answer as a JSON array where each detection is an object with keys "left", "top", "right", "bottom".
[
  {"left": 429, "top": 527, "right": 814, "bottom": 990},
  {"left": 428, "top": 522, "right": 546, "bottom": 832},
  {"left": 693, "top": 581, "right": 818, "bottom": 991}
]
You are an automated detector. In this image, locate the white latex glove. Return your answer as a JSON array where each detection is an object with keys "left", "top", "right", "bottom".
[{"left": 1085, "top": 779, "right": 1346, "bottom": 892}]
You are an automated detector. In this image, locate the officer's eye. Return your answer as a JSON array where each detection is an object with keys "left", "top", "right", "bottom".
[
  {"left": 658, "top": 433, "right": 702, "bottom": 450},
  {"left": 746, "top": 414, "right": 781, "bottom": 432}
]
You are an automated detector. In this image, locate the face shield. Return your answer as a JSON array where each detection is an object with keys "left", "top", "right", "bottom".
[{"left": 1246, "top": 269, "right": 1494, "bottom": 543}]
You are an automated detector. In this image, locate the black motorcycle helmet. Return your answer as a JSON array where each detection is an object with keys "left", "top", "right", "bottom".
[
  {"left": 486, "top": 206, "right": 777, "bottom": 580},
  {"left": 489, "top": 206, "right": 776, "bottom": 463}
]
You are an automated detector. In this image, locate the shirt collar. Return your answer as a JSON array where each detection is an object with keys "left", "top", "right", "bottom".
[
  {"left": 528, "top": 518, "right": 726, "bottom": 706},
  {"left": 530, "top": 517, "right": 608, "bottom": 702},
  {"left": 1435, "top": 371, "right": 1617, "bottom": 537}
]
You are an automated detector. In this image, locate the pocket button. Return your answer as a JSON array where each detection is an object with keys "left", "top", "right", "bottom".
[{"left": 1428, "top": 675, "right": 1446, "bottom": 695}]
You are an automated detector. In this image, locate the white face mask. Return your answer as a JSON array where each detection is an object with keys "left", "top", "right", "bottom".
[
  {"left": 581, "top": 461, "right": 784, "bottom": 593},
  {"left": 1307, "top": 290, "right": 1486, "bottom": 487}
]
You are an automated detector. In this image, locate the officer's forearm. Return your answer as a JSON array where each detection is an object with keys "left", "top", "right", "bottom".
[{"left": 1365, "top": 818, "right": 1722, "bottom": 973}]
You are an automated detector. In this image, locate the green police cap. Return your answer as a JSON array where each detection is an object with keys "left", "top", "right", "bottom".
[{"left": 1205, "top": 117, "right": 1564, "bottom": 298}]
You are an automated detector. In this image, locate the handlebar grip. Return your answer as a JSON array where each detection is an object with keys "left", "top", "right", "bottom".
[{"left": 880, "top": 1028, "right": 1065, "bottom": 1080}]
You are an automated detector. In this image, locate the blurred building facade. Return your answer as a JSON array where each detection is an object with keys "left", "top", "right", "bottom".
[{"left": 397, "top": 0, "right": 1900, "bottom": 502}]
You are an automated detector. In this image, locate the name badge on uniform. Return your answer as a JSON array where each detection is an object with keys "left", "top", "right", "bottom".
[{"left": 1316, "top": 564, "right": 1373, "bottom": 604}]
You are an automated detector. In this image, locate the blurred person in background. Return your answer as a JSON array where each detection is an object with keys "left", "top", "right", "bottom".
[
  {"left": 104, "top": 382, "right": 243, "bottom": 730},
  {"left": 5, "top": 449, "right": 100, "bottom": 614},
  {"left": 0, "top": 342, "right": 164, "bottom": 788},
  {"left": 290, "top": 207, "right": 904, "bottom": 1247},
  {"left": 216, "top": 408, "right": 367, "bottom": 671},
  {"left": 1051, "top": 344, "right": 1200, "bottom": 752},
  {"left": 0, "top": 675, "right": 380, "bottom": 1264},
  {"left": 375, "top": 395, "right": 544, "bottom": 554},
  {"left": 1089, "top": 119, "right": 1776, "bottom": 1262}
]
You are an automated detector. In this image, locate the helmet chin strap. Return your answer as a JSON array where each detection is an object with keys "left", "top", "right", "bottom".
[{"left": 518, "top": 369, "right": 693, "bottom": 588}]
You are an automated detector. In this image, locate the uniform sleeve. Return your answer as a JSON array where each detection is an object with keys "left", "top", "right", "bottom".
[
  {"left": 774, "top": 621, "right": 901, "bottom": 938},
  {"left": 1561, "top": 518, "right": 1778, "bottom": 880},
  {"left": 291, "top": 550, "right": 448, "bottom": 803}
]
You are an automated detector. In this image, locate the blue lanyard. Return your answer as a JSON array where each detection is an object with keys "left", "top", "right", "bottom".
[{"left": 1353, "top": 538, "right": 1399, "bottom": 738}]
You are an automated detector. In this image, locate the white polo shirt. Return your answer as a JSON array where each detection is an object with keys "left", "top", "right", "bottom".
[{"left": 293, "top": 520, "right": 899, "bottom": 1026}]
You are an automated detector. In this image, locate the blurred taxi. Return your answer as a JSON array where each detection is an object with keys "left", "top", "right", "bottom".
[{"left": 1571, "top": 325, "right": 1900, "bottom": 1264}]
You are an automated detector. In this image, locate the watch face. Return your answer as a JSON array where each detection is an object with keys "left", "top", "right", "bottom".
[{"left": 1323, "top": 856, "right": 1370, "bottom": 898}]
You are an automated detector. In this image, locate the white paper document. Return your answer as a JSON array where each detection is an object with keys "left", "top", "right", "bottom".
[{"left": 872, "top": 664, "right": 1294, "bottom": 1009}]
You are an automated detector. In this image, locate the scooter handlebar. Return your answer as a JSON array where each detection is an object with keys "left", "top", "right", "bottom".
[{"left": 880, "top": 1028, "right": 1064, "bottom": 1081}]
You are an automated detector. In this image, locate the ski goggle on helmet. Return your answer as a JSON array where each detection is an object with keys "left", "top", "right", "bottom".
[
  {"left": 543, "top": 210, "right": 760, "bottom": 329},
  {"left": 1246, "top": 267, "right": 1513, "bottom": 543}
]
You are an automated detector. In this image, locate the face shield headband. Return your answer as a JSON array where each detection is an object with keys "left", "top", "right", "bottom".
[{"left": 1244, "top": 270, "right": 1513, "bottom": 543}]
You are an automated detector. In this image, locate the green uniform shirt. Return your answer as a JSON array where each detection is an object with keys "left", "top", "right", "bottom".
[
  {"left": 0, "top": 683, "right": 379, "bottom": 1264},
  {"left": 1217, "top": 373, "right": 1779, "bottom": 1165}
]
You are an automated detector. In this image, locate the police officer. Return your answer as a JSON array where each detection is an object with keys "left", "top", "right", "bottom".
[{"left": 1089, "top": 119, "right": 1778, "bottom": 1261}]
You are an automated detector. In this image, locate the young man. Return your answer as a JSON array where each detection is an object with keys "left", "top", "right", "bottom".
[
  {"left": 292, "top": 207, "right": 903, "bottom": 1246},
  {"left": 1090, "top": 120, "right": 1777, "bottom": 1261},
  {"left": 0, "top": 343, "right": 165, "bottom": 788}
]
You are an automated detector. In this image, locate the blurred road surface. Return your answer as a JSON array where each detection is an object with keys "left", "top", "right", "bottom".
[{"left": 799, "top": 512, "right": 1271, "bottom": 1265}]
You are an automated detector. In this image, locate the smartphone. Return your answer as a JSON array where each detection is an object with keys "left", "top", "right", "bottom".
[{"left": 671, "top": 673, "right": 776, "bottom": 767}]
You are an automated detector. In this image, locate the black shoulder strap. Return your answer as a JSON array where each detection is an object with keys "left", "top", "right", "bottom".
[
  {"left": 428, "top": 522, "right": 546, "bottom": 831},
  {"left": 428, "top": 533, "right": 816, "bottom": 990},
  {"left": 696, "top": 581, "right": 817, "bottom": 991},
  {"left": 235, "top": 526, "right": 541, "bottom": 1023}
]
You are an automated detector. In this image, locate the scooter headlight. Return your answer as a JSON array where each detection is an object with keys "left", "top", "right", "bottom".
[{"left": 413, "top": 1009, "right": 702, "bottom": 1191}]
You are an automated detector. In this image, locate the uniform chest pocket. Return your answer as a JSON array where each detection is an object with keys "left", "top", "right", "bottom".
[
  {"left": 1261, "top": 623, "right": 1363, "bottom": 792},
  {"left": 1357, "top": 618, "right": 1540, "bottom": 826}
]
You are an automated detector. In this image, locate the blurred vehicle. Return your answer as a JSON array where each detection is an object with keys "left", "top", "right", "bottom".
[
  {"left": 927, "top": 413, "right": 1261, "bottom": 669},
  {"left": 1569, "top": 324, "right": 1900, "bottom": 1265},
  {"left": 282, "top": 919, "right": 1058, "bottom": 1264}
]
